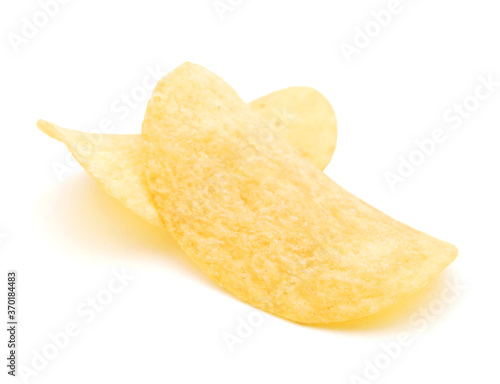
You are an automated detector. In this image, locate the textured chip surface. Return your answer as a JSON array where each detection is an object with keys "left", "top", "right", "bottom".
[
  {"left": 249, "top": 87, "right": 336, "bottom": 170},
  {"left": 37, "top": 121, "right": 163, "bottom": 226},
  {"left": 37, "top": 86, "right": 336, "bottom": 228},
  {"left": 142, "top": 63, "right": 458, "bottom": 323}
]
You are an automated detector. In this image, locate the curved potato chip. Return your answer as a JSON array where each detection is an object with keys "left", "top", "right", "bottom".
[
  {"left": 37, "top": 86, "right": 337, "bottom": 228},
  {"left": 249, "top": 87, "right": 336, "bottom": 170},
  {"left": 142, "top": 63, "right": 458, "bottom": 323}
]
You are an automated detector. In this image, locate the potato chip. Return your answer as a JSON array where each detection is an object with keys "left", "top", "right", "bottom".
[
  {"left": 143, "top": 63, "right": 458, "bottom": 323},
  {"left": 37, "top": 86, "right": 337, "bottom": 228},
  {"left": 249, "top": 87, "right": 336, "bottom": 170},
  {"left": 37, "top": 122, "right": 163, "bottom": 226}
]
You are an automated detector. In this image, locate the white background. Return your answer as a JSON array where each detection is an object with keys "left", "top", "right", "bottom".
[{"left": 1, "top": 1, "right": 499, "bottom": 383}]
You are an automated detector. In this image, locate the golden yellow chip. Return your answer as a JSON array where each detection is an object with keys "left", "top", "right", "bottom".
[
  {"left": 37, "top": 86, "right": 337, "bottom": 228},
  {"left": 143, "top": 63, "right": 458, "bottom": 323},
  {"left": 249, "top": 87, "right": 336, "bottom": 170}
]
